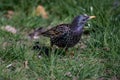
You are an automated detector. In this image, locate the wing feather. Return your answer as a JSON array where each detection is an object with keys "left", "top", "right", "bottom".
[{"left": 41, "top": 24, "right": 70, "bottom": 38}]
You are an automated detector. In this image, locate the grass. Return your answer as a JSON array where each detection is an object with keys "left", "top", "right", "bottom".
[{"left": 0, "top": 0, "right": 120, "bottom": 80}]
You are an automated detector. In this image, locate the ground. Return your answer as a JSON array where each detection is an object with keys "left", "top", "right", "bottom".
[{"left": 0, "top": 0, "right": 120, "bottom": 80}]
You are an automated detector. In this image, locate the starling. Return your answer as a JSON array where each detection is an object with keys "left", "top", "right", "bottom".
[{"left": 30, "top": 15, "right": 95, "bottom": 51}]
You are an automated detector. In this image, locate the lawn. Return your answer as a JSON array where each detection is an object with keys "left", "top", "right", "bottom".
[{"left": 0, "top": 0, "right": 120, "bottom": 80}]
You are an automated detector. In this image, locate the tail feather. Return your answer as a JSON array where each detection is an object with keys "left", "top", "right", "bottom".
[{"left": 29, "top": 27, "right": 46, "bottom": 39}]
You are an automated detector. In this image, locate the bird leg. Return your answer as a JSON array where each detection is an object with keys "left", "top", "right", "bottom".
[
  {"left": 65, "top": 47, "right": 69, "bottom": 55},
  {"left": 65, "top": 48, "right": 68, "bottom": 52},
  {"left": 65, "top": 48, "right": 74, "bottom": 57}
]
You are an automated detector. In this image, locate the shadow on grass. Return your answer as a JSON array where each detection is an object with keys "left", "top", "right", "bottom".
[{"left": 32, "top": 42, "right": 66, "bottom": 57}]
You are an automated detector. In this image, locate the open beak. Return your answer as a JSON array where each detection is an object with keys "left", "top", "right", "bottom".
[{"left": 89, "top": 16, "right": 96, "bottom": 19}]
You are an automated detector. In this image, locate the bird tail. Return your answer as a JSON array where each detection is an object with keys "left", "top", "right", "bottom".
[{"left": 29, "top": 27, "right": 47, "bottom": 39}]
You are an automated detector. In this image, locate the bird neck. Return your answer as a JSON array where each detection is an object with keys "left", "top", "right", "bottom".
[{"left": 70, "top": 22, "right": 84, "bottom": 33}]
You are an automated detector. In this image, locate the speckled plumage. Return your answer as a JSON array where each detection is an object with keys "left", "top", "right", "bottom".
[{"left": 35, "top": 15, "right": 95, "bottom": 50}]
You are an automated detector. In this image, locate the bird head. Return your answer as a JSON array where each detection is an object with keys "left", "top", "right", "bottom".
[
  {"left": 71, "top": 15, "right": 96, "bottom": 25},
  {"left": 70, "top": 15, "right": 95, "bottom": 33}
]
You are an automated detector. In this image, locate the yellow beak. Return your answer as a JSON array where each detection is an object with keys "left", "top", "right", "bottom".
[{"left": 89, "top": 16, "right": 96, "bottom": 19}]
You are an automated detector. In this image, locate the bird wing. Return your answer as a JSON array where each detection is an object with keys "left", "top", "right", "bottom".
[{"left": 41, "top": 24, "right": 70, "bottom": 38}]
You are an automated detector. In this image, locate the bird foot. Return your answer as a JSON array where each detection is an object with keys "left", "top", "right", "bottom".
[
  {"left": 70, "top": 51, "right": 74, "bottom": 56},
  {"left": 65, "top": 50, "right": 74, "bottom": 57}
]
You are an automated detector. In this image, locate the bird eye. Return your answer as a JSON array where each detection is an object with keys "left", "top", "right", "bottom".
[{"left": 82, "top": 19, "right": 86, "bottom": 21}]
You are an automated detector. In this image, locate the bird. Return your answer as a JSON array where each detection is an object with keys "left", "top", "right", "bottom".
[{"left": 29, "top": 15, "right": 95, "bottom": 52}]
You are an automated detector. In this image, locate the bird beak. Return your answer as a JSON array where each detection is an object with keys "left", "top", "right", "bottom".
[{"left": 88, "top": 16, "right": 96, "bottom": 19}]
